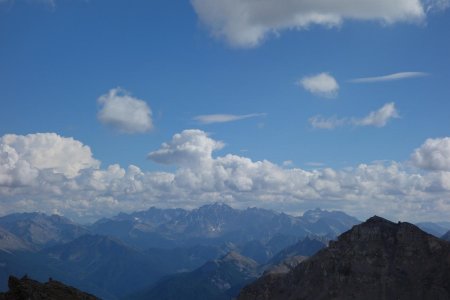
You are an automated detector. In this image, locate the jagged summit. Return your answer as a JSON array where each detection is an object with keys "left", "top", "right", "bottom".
[{"left": 239, "top": 216, "right": 450, "bottom": 300}]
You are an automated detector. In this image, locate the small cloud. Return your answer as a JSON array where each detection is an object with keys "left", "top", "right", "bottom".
[
  {"left": 97, "top": 88, "right": 153, "bottom": 134},
  {"left": 352, "top": 102, "right": 399, "bottom": 127},
  {"left": 299, "top": 73, "right": 339, "bottom": 98},
  {"left": 194, "top": 113, "right": 266, "bottom": 124},
  {"left": 310, "top": 103, "right": 399, "bottom": 130},
  {"left": 349, "top": 72, "right": 429, "bottom": 83}
]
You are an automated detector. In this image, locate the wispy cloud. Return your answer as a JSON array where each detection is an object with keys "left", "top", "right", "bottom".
[
  {"left": 349, "top": 72, "right": 429, "bottom": 83},
  {"left": 194, "top": 113, "right": 266, "bottom": 124},
  {"left": 299, "top": 73, "right": 339, "bottom": 98},
  {"left": 309, "top": 115, "right": 346, "bottom": 129},
  {"left": 310, "top": 103, "right": 399, "bottom": 129},
  {"left": 352, "top": 102, "right": 399, "bottom": 127}
]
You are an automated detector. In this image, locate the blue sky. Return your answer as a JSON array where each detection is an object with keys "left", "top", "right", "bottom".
[{"left": 1, "top": 0, "right": 450, "bottom": 222}]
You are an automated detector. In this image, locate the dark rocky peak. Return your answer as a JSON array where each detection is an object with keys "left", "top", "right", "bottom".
[
  {"left": 0, "top": 276, "right": 99, "bottom": 300},
  {"left": 239, "top": 215, "right": 450, "bottom": 300},
  {"left": 442, "top": 230, "right": 450, "bottom": 241}
]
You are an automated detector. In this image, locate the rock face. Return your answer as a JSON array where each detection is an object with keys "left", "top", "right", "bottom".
[
  {"left": 238, "top": 216, "right": 450, "bottom": 300},
  {"left": 0, "top": 276, "right": 99, "bottom": 300}
]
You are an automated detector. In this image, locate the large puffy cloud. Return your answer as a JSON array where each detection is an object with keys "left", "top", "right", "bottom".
[
  {"left": 1, "top": 131, "right": 450, "bottom": 223},
  {"left": 97, "top": 88, "right": 153, "bottom": 134},
  {"left": 299, "top": 73, "right": 339, "bottom": 98},
  {"left": 0, "top": 133, "right": 99, "bottom": 183},
  {"left": 412, "top": 137, "right": 450, "bottom": 171},
  {"left": 191, "top": 0, "right": 448, "bottom": 47}
]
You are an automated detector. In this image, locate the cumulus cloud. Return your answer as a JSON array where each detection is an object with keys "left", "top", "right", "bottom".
[
  {"left": 299, "top": 73, "right": 339, "bottom": 98},
  {"left": 350, "top": 72, "right": 429, "bottom": 83},
  {"left": 310, "top": 103, "right": 399, "bottom": 129},
  {"left": 97, "top": 88, "right": 153, "bottom": 134},
  {"left": 191, "top": 0, "right": 448, "bottom": 47},
  {"left": 0, "top": 133, "right": 99, "bottom": 182},
  {"left": 148, "top": 129, "right": 225, "bottom": 167},
  {"left": 1, "top": 131, "right": 450, "bottom": 223},
  {"left": 412, "top": 137, "right": 450, "bottom": 171},
  {"left": 194, "top": 113, "right": 266, "bottom": 124}
]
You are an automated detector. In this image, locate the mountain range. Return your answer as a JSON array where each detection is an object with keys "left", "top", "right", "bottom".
[
  {"left": 0, "top": 203, "right": 359, "bottom": 299},
  {"left": 0, "top": 205, "right": 449, "bottom": 300}
]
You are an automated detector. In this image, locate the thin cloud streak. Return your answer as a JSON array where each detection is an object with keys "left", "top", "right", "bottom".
[
  {"left": 194, "top": 113, "right": 266, "bottom": 124},
  {"left": 309, "top": 103, "right": 399, "bottom": 129},
  {"left": 350, "top": 72, "right": 429, "bottom": 83}
]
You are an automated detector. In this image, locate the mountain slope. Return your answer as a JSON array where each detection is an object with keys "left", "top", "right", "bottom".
[
  {"left": 0, "top": 213, "right": 89, "bottom": 250},
  {"left": 133, "top": 251, "right": 259, "bottom": 300},
  {"left": 42, "top": 234, "right": 164, "bottom": 299},
  {"left": 0, "top": 227, "right": 32, "bottom": 253},
  {"left": 239, "top": 216, "right": 450, "bottom": 300}
]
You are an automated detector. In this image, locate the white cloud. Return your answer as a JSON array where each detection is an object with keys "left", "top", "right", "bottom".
[
  {"left": 148, "top": 129, "right": 225, "bottom": 168},
  {"left": 350, "top": 72, "right": 429, "bottom": 83},
  {"left": 0, "top": 133, "right": 99, "bottom": 182},
  {"left": 299, "top": 73, "right": 339, "bottom": 98},
  {"left": 194, "top": 113, "right": 266, "bottom": 124},
  {"left": 190, "top": 0, "right": 448, "bottom": 48},
  {"left": 309, "top": 115, "right": 346, "bottom": 129},
  {"left": 310, "top": 103, "right": 399, "bottom": 129},
  {"left": 97, "top": 88, "right": 153, "bottom": 134},
  {"left": 352, "top": 102, "right": 399, "bottom": 127},
  {"left": 412, "top": 137, "right": 450, "bottom": 171},
  {"left": 1, "top": 131, "right": 450, "bottom": 223}
]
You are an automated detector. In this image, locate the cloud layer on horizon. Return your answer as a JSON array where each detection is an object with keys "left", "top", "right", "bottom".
[
  {"left": 191, "top": 0, "right": 449, "bottom": 48},
  {"left": 1, "top": 130, "right": 450, "bottom": 223}
]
